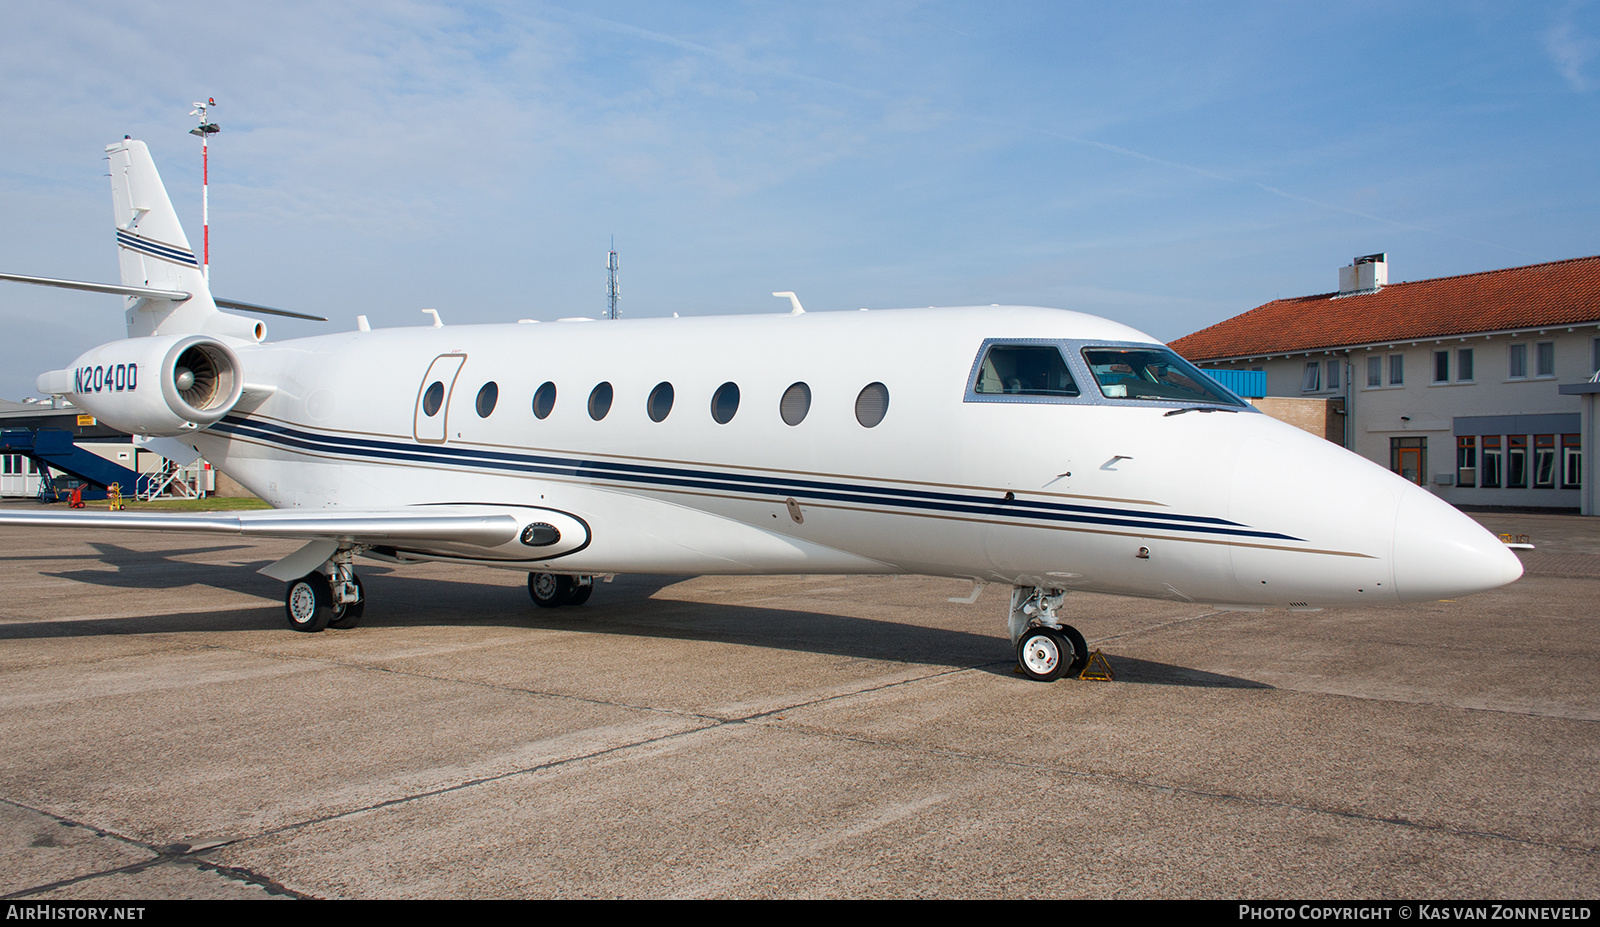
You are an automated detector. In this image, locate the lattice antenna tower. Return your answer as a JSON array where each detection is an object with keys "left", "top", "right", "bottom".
[{"left": 606, "top": 237, "right": 620, "bottom": 320}]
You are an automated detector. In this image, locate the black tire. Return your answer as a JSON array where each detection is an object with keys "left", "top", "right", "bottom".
[
  {"left": 529, "top": 572, "right": 573, "bottom": 608},
  {"left": 285, "top": 573, "right": 334, "bottom": 633},
  {"left": 328, "top": 574, "right": 365, "bottom": 629},
  {"left": 1016, "top": 627, "right": 1068, "bottom": 682},
  {"left": 1060, "top": 624, "right": 1089, "bottom": 678},
  {"left": 564, "top": 579, "right": 593, "bottom": 607}
]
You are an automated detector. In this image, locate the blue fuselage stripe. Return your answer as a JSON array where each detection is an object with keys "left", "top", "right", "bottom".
[{"left": 212, "top": 416, "right": 1301, "bottom": 542}]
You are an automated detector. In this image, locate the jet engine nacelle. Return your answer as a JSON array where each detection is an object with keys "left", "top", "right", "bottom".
[{"left": 38, "top": 335, "right": 245, "bottom": 437}]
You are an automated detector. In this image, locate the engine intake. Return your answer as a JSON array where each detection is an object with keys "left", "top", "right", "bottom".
[{"left": 41, "top": 334, "right": 245, "bottom": 436}]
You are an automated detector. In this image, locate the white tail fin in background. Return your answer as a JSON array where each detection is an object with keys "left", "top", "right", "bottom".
[{"left": 107, "top": 139, "right": 259, "bottom": 341}]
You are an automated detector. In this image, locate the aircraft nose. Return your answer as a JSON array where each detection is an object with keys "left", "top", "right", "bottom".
[{"left": 1391, "top": 488, "right": 1523, "bottom": 602}]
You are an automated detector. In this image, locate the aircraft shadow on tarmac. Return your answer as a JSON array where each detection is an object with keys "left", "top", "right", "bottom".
[{"left": 4, "top": 542, "right": 1271, "bottom": 689}]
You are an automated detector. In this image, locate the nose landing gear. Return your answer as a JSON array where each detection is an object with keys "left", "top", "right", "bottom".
[{"left": 1010, "top": 585, "right": 1089, "bottom": 682}]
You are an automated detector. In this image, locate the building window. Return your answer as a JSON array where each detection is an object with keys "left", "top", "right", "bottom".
[
  {"left": 1507, "top": 436, "right": 1528, "bottom": 488},
  {"left": 1456, "top": 436, "right": 1477, "bottom": 488},
  {"left": 1433, "top": 350, "right": 1449, "bottom": 383},
  {"left": 1509, "top": 343, "right": 1527, "bottom": 379},
  {"left": 1366, "top": 356, "right": 1382, "bottom": 388},
  {"left": 1592, "top": 337, "right": 1600, "bottom": 375},
  {"left": 1534, "top": 435, "right": 1557, "bottom": 488},
  {"left": 1391, "top": 437, "right": 1426, "bottom": 486},
  {"left": 1388, "top": 353, "right": 1404, "bottom": 386},
  {"left": 1482, "top": 436, "right": 1502, "bottom": 488},
  {"left": 1536, "top": 342, "right": 1556, "bottom": 378},
  {"left": 1326, "top": 359, "right": 1340, "bottom": 390},
  {"left": 1457, "top": 348, "right": 1474, "bottom": 382},
  {"left": 1563, "top": 435, "right": 1582, "bottom": 489},
  {"left": 1302, "top": 362, "right": 1321, "bottom": 392}
]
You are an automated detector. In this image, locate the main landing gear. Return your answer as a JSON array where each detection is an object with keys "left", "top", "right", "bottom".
[
  {"left": 1010, "top": 585, "right": 1089, "bottom": 682},
  {"left": 529, "top": 572, "right": 593, "bottom": 608},
  {"left": 284, "top": 546, "right": 365, "bottom": 633}
]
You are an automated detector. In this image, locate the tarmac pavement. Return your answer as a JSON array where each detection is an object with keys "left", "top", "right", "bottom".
[{"left": 0, "top": 508, "right": 1595, "bottom": 899}]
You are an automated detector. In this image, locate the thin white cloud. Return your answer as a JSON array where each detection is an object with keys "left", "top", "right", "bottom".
[{"left": 1544, "top": 17, "right": 1598, "bottom": 91}]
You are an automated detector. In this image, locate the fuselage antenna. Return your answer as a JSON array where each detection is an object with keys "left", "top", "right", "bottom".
[{"left": 606, "top": 237, "right": 620, "bottom": 320}]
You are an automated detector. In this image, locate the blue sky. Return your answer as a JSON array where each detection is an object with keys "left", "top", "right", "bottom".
[{"left": 1, "top": 1, "right": 1597, "bottom": 399}]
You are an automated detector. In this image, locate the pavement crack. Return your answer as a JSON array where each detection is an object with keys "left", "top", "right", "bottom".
[{"left": 0, "top": 797, "right": 312, "bottom": 900}]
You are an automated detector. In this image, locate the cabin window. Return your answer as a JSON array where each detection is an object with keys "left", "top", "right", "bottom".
[
  {"left": 532, "top": 381, "right": 556, "bottom": 419},
  {"left": 855, "top": 382, "right": 890, "bottom": 427},
  {"left": 780, "top": 382, "right": 811, "bottom": 426},
  {"left": 711, "top": 382, "right": 740, "bottom": 424},
  {"left": 647, "top": 382, "right": 674, "bottom": 422},
  {"left": 975, "top": 345, "right": 1079, "bottom": 397},
  {"left": 588, "top": 382, "right": 613, "bottom": 421},
  {"left": 475, "top": 382, "right": 498, "bottom": 418},
  {"left": 1080, "top": 348, "right": 1242, "bottom": 405},
  {"left": 422, "top": 381, "right": 445, "bottom": 417}
]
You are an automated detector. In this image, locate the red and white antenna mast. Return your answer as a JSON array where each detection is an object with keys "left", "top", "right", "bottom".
[{"left": 188, "top": 98, "right": 220, "bottom": 281}]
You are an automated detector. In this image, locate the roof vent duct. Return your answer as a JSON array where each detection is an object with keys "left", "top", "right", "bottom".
[{"left": 1338, "top": 253, "right": 1387, "bottom": 296}]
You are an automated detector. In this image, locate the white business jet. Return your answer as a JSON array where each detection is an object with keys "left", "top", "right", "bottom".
[{"left": 0, "top": 139, "right": 1523, "bottom": 681}]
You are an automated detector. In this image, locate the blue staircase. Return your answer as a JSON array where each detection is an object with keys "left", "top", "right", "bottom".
[{"left": 0, "top": 429, "right": 149, "bottom": 501}]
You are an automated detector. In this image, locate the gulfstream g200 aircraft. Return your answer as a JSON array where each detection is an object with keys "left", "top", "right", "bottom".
[{"left": 0, "top": 139, "right": 1524, "bottom": 681}]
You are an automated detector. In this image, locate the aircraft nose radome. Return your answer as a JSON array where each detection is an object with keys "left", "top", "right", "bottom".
[{"left": 1391, "top": 489, "right": 1523, "bottom": 602}]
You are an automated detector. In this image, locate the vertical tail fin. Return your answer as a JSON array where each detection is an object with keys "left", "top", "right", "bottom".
[{"left": 107, "top": 139, "right": 251, "bottom": 340}]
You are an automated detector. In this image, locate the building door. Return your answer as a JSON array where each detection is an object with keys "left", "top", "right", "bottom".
[
  {"left": 413, "top": 354, "right": 467, "bottom": 444},
  {"left": 1391, "top": 437, "right": 1426, "bottom": 486}
]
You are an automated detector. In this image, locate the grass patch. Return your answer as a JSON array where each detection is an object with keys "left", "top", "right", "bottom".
[{"left": 120, "top": 497, "right": 274, "bottom": 512}]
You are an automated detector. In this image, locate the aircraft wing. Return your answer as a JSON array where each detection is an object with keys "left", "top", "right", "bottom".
[{"left": 0, "top": 505, "right": 585, "bottom": 580}]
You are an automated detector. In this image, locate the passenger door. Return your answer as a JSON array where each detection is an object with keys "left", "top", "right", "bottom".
[{"left": 414, "top": 354, "right": 467, "bottom": 444}]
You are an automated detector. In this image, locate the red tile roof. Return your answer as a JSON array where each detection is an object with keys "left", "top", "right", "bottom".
[{"left": 1171, "top": 255, "right": 1600, "bottom": 361}]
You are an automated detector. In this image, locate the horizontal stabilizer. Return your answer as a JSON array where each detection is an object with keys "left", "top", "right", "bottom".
[
  {"left": 0, "top": 272, "right": 326, "bottom": 322},
  {"left": 212, "top": 297, "right": 326, "bottom": 321},
  {"left": 0, "top": 271, "right": 188, "bottom": 302}
]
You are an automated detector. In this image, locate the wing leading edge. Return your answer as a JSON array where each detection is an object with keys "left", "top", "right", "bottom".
[{"left": 0, "top": 505, "right": 590, "bottom": 580}]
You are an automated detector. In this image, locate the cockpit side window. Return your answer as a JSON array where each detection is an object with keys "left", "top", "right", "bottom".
[
  {"left": 974, "top": 345, "right": 1079, "bottom": 397},
  {"left": 1080, "top": 347, "right": 1244, "bottom": 406}
]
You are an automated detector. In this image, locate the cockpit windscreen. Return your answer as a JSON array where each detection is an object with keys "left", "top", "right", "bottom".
[{"left": 1081, "top": 348, "right": 1244, "bottom": 406}]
